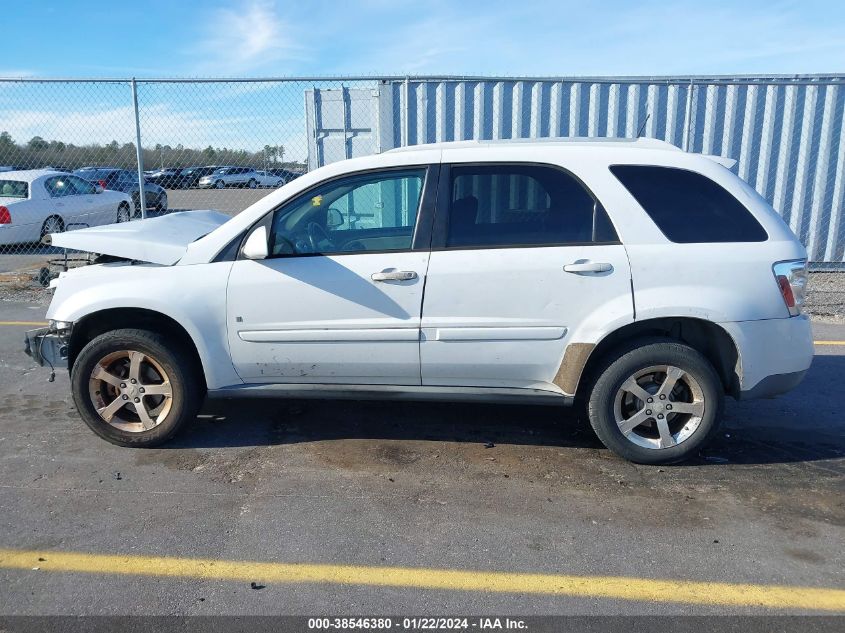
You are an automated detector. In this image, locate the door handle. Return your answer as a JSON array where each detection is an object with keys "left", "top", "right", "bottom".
[
  {"left": 563, "top": 261, "right": 613, "bottom": 274},
  {"left": 371, "top": 270, "right": 418, "bottom": 282}
]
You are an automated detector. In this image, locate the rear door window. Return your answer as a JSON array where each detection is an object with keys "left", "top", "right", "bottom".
[
  {"left": 445, "top": 164, "right": 617, "bottom": 248},
  {"left": 610, "top": 165, "right": 768, "bottom": 243},
  {"left": 45, "top": 176, "right": 75, "bottom": 197}
]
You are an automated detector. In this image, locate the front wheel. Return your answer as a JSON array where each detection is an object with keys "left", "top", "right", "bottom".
[
  {"left": 156, "top": 193, "right": 168, "bottom": 212},
  {"left": 215, "top": 179, "right": 225, "bottom": 189},
  {"left": 247, "top": 179, "right": 257, "bottom": 189},
  {"left": 587, "top": 339, "right": 724, "bottom": 464},
  {"left": 71, "top": 328, "right": 204, "bottom": 447}
]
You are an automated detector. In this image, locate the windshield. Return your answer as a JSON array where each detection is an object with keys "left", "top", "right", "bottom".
[{"left": 0, "top": 180, "right": 27, "bottom": 198}]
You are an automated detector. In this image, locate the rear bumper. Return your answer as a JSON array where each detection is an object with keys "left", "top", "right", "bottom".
[
  {"left": 738, "top": 369, "right": 808, "bottom": 400},
  {"left": 24, "top": 326, "right": 70, "bottom": 369},
  {"left": 723, "top": 315, "right": 814, "bottom": 399}
]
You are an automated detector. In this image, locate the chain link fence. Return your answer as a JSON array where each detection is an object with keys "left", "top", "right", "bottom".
[{"left": 0, "top": 75, "right": 843, "bottom": 317}]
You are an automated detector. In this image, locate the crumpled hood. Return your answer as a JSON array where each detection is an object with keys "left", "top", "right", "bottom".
[{"left": 46, "top": 210, "right": 231, "bottom": 265}]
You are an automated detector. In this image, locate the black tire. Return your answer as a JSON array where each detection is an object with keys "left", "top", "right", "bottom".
[
  {"left": 215, "top": 180, "right": 225, "bottom": 189},
  {"left": 586, "top": 338, "right": 724, "bottom": 465},
  {"left": 156, "top": 193, "right": 168, "bottom": 212},
  {"left": 248, "top": 178, "right": 257, "bottom": 189},
  {"left": 71, "top": 328, "right": 204, "bottom": 448}
]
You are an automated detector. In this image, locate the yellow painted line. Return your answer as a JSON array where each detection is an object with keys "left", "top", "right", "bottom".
[
  {"left": 0, "top": 321, "right": 48, "bottom": 326},
  {"left": 815, "top": 340, "right": 845, "bottom": 346},
  {"left": 0, "top": 549, "right": 843, "bottom": 611}
]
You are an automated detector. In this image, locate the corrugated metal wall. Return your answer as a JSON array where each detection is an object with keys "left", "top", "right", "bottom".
[{"left": 308, "top": 76, "right": 845, "bottom": 263}]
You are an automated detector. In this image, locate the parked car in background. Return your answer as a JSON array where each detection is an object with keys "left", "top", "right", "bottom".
[
  {"left": 27, "top": 138, "right": 813, "bottom": 464},
  {"left": 198, "top": 166, "right": 259, "bottom": 189},
  {"left": 74, "top": 168, "right": 167, "bottom": 216},
  {"left": 253, "top": 170, "right": 285, "bottom": 188},
  {"left": 265, "top": 168, "right": 301, "bottom": 184},
  {"left": 175, "top": 166, "right": 216, "bottom": 189},
  {"left": 145, "top": 168, "right": 182, "bottom": 189},
  {"left": 0, "top": 169, "right": 131, "bottom": 245}
]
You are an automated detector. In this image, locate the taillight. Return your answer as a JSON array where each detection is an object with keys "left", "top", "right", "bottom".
[
  {"left": 0, "top": 206, "right": 10, "bottom": 224},
  {"left": 98, "top": 180, "right": 107, "bottom": 189},
  {"left": 773, "top": 260, "right": 808, "bottom": 316}
]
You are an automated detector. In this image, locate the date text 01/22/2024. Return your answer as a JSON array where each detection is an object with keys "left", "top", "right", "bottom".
[{"left": 307, "top": 617, "right": 528, "bottom": 630}]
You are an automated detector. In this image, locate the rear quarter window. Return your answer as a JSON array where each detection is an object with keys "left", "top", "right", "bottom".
[
  {"left": 0, "top": 180, "right": 28, "bottom": 198},
  {"left": 610, "top": 165, "right": 768, "bottom": 243}
]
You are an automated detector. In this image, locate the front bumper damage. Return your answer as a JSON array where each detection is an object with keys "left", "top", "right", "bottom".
[{"left": 24, "top": 323, "right": 71, "bottom": 369}]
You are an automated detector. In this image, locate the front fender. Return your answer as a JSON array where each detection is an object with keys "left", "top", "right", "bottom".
[{"left": 47, "top": 261, "right": 241, "bottom": 390}]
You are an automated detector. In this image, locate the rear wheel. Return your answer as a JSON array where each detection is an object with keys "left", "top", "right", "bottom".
[
  {"left": 587, "top": 339, "right": 724, "bottom": 464},
  {"left": 71, "top": 328, "right": 204, "bottom": 447},
  {"left": 248, "top": 178, "right": 257, "bottom": 189},
  {"left": 116, "top": 202, "right": 131, "bottom": 223},
  {"left": 40, "top": 215, "right": 64, "bottom": 239},
  {"left": 156, "top": 192, "right": 168, "bottom": 212}
]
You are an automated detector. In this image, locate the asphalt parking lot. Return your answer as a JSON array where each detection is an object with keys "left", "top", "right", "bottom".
[{"left": 0, "top": 297, "right": 843, "bottom": 616}]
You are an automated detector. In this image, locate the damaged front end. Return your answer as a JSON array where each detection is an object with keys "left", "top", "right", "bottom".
[{"left": 24, "top": 321, "right": 72, "bottom": 370}]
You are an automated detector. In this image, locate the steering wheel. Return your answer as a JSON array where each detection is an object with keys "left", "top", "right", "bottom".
[{"left": 306, "top": 221, "right": 334, "bottom": 252}]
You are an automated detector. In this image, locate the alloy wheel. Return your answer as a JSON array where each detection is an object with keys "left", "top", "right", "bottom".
[
  {"left": 41, "top": 216, "right": 64, "bottom": 237},
  {"left": 613, "top": 365, "right": 705, "bottom": 450},
  {"left": 88, "top": 350, "right": 174, "bottom": 432}
]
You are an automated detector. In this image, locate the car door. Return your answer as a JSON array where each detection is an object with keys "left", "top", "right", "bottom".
[
  {"left": 226, "top": 165, "right": 437, "bottom": 384},
  {"left": 43, "top": 175, "right": 85, "bottom": 227},
  {"left": 420, "top": 161, "right": 633, "bottom": 393},
  {"left": 66, "top": 175, "right": 112, "bottom": 226}
]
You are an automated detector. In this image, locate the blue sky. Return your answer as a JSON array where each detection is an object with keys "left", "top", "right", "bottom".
[
  {"left": 2, "top": 0, "right": 844, "bottom": 78},
  {"left": 0, "top": 0, "right": 842, "bottom": 158}
]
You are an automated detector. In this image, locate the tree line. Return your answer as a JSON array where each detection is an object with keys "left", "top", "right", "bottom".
[{"left": 0, "top": 132, "right": 306, "bottom": 173}]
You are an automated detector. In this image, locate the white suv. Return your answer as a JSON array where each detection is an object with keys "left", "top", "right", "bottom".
[{"left": 25, "top": 138, "right": 813, "bottom": 464}]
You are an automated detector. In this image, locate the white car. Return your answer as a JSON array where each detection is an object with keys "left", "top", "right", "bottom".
[
  {"left": 253, "top": 170, "right": 285, "bottom": 188},
  {"left": 197, "top": 167, "right": 259, "bottom": 189},
  {"left": 0, "top": 170, "right": 132, "bottom": 247},
  {"left": 25, "top": 138, "right": 813, "bottom": 464}
]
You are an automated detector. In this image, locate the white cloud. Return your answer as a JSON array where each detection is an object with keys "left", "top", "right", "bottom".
[
  {"left": 0, "top": 70, "right": 36, "bottom": 78},
  {"left": 190, "top": 0, "right": 303, "bottom": 74}
]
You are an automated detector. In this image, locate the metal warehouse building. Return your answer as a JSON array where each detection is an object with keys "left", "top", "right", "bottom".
[{"left": 306, "top": 75, "right": 845, "bottom": 263}]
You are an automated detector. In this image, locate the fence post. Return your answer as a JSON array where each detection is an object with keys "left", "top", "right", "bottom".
[{"left": 130, "top": 78, "right": 147, "bottom": 219}]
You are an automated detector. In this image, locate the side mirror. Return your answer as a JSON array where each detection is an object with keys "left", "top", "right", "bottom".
[
  {"left": 326, "top": 208, "right": 344, "bottom": 228},
  {"left": 242, "top": 225, "right": 269, "bottom": 260},
  {"left": 94, "top": 184, "right": 104, "bottom": 194}
]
